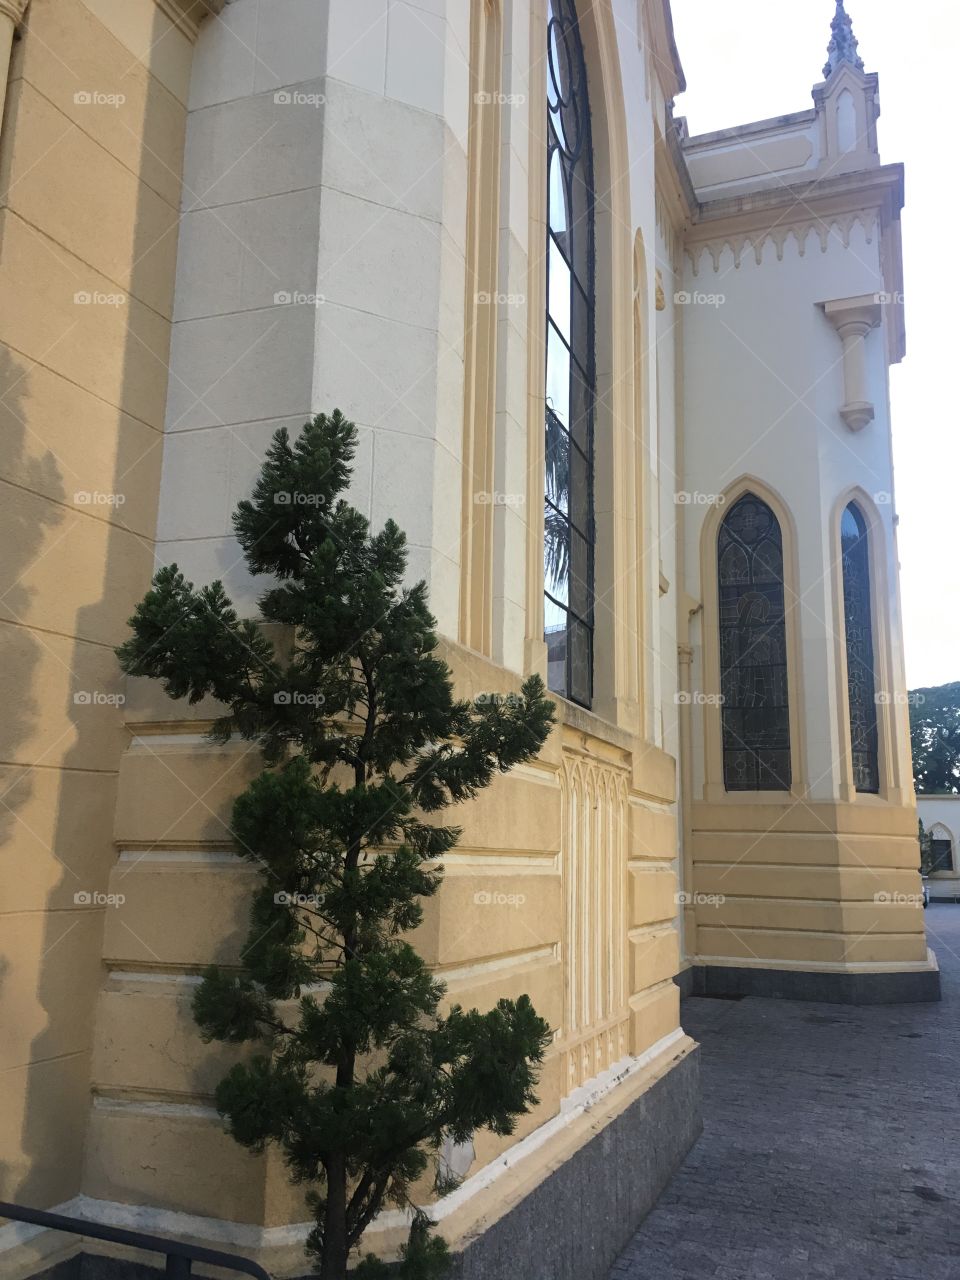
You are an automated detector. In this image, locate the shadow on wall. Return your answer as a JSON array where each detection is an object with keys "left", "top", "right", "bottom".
[
  {"left": 0, "top": 335, "right": 65, "bottom": 1201},
  {"left": 11, "top": 0, "right": 272, "bottom": 1222},
  {"left": 5, "top": 1, "right": 174, "bottom": 1210}
]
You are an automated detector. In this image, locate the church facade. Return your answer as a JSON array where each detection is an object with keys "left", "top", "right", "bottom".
[{"left": 0, "top": 1, "right": 935, "bottom": 1276}]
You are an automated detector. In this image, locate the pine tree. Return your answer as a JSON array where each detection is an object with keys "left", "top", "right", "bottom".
[{"left": 117, "top": 411, "right": 555, "bottom": 1280}]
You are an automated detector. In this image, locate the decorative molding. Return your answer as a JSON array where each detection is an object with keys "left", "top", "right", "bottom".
[
  {"left": 686, "top": 210, "right": 878, "bottom": 276},
  {"left": 154, "top": 0, "right": 226, "bottom": 41},
  {"left": 642, "top": 0, "right": 686, "bottom": 100},
  {"left": 0, "top": 0, "right": 28, "bottom": 27},
  {"left": 0, "top": 1031, "right": 694, "bottom": 1258},
  {"left": 559, "top": 752, "right": 629, "bottom": 1092},
  {"left": 823, "top": 0, "right": 864, "bottom": 80},
  {"left": 459, "top": 0, "right": 503, "bottom": 657},
  {"left": 820, "top": 294, "right": 883, "bottom": 432}
]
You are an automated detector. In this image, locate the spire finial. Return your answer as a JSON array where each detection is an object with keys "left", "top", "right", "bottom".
[{"left": 823, "top": 0, "right": 865, "bottom": 79}]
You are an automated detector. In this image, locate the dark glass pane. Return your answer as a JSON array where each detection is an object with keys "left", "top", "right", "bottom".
[
  {"left": 569, "top": 527, "right": 591, "bottom": 621},
  {"left": 568, "top": 161, "right": 592, "bottom": 261},
  {"left": 568, "top": 444, "right": 590, "bottom": 537},
  {"left": 718, "top": 493, "right": 792, "bottom": 791},
  {"left": 546, "top": 321, "right": 570, "bottom": 428},
  {"left": 548, "top": 148, "right": 568, "bottom": 238},
  {"left": 544, "top": 594, "right": 567, "bottom": 697},
  {"left": 548, "top": 236, "right": 571, "bottom": 341},
  {"left": 569, "top": 356, "right": 592, "bottom": 456},
  {"left": 841, "top": 503, "right": 879, "bottom": 793},
  {"left": 568, "top": 617, "right": 592, "bottom": 707},
  {"left": 544, "top": 0, "right": 594, "bottom": 709},
  {"left": 931, "top": 839, "right": 953, "bottom": 874}
]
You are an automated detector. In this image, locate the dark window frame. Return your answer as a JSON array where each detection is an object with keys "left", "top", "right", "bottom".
[
  {"left": 543, "top": 0, "right": 596, "bottom": 709},
  {"left": 717, "top": 493, "right": 793, "bottom": 792},
  {"left": 841, "top": 502, "right": 880, "bottom": 794}
]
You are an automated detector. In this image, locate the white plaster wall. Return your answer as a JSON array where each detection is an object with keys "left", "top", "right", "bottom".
[
  {"left": 681, "top": 222, "right": 902, "bottom": 801},
  {"left": 917, "top": 798, "right": 960, "bottom": 885},
  {"left": 918, "top": 797, "right": 960, "bottom": 833},
  {"left": 610, "top": 0, "right": 667, "bottom": 739},
  {"left": 491, "top": 0, "right": 534, "bottom": 675},
  {"left": 156, "top": 0, "right": 470, "bottom": 637}
]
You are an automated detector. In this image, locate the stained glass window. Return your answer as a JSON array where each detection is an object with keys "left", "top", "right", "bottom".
[
  {"left": 544, "top": 0, "right": 595, "bottom": 708},
  {"left": 718, "top": 494, "right": 792, "bottom": 791},
  {"left": 841, "top": 503, "right": 880, "bottom": 793}
]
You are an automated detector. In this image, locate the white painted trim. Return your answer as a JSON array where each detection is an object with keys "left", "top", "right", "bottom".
[
  {"left": 0, "top": 1029, "right": 689, "bottom": 1254},
  {"left": 360, "top": 1027, "right": 688, "bottom": 1233},
  {"left": 507, "top": 761, "right": 562, "bottom": 789},
  {"left": 107, "top": 970, "right": 203, "bottom": 985},
  {"left": 117, "top": 850, "right": 244, "bottom": 865},
  {"left": 440, "top": 852, "right": 559, "bottom": 869},
  {"left": 93, "top": 1098, "right": 220, "bottom": 1121},
  {"left": 439, "top": 946, "right": 557, "bottom": 984},
  {"left": 130, "top": 735, "right": 222, "bottom": 748}
]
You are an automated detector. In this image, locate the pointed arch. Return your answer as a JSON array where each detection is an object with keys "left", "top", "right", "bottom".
[
  {"left": 829, "top": 485, "right": 906, "bottom": 803},
  {"left": 698, "top": 476, "right": 806, "bottom": 800},
  {"left": 542, "top": 0, "right": 596, "bottom": 708},
  {"left": 929, "top": 823, "right": 955, "bottom": 874},
  {"left": 716, "top": 493, "right": 791, "bottom": 791},
  {"left": 839, "top": 500, "right": 879, "bottom": 792}
]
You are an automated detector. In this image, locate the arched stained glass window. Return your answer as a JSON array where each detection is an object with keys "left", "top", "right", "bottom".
[
  {"left": 841, "top": 503, "right": 880, "bottom": 793},
  {"left": 543, "top": 0, "right": 595, "bottom": 708},
  {"left": 718, "top": 494, "right": 792, "bottom": 791}
]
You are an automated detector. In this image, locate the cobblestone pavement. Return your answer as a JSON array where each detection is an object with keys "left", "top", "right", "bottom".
[{"left": 609, "top": 905, "right": 960, "bottom": 1280}]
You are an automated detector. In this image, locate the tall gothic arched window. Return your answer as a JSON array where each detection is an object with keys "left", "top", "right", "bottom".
[
  {"left": 718, "top": 494, "right": 792, "bottom": 791},
  {"left": 543, "top": 0, "right": 596, "bottom": 708},
  {"left": 841, "top": 502, "right": 880, "bottom": 793}
]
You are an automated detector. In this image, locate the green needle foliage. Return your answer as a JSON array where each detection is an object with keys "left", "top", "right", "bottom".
[
  {"left": 909, "top": 682, "right": 960, "bottom": 795},
  {"left": 117, "top": 411, "right": 555, "bottom": 1280}
]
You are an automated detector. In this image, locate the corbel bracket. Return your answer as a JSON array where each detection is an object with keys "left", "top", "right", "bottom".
[{"left": 820, "top": 293, "right": 882, "bottom": 431}]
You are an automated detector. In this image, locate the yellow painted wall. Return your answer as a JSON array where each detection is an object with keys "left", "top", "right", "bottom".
[
  {"left": 0, "top": 0, "right": 195, "bottom": 1208},
  {"left": 84, "top": 640, "right": 684, "bottom": 1233}
]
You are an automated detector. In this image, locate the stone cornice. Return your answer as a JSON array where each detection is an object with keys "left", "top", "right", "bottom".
[
  {"left": 0, "top": 0, "right": 29, "bottom": 27},
  {"left": 684, "top": 164, "right": 905, "bottom": 270},
  {"left": 683, "top": 164, "right": 907, "bottom": 365},
  {"left": 654, "top": 132, "right": 696, "bottom": 271},
  {"left": 648, "top": 0, "right": 686, "bottom": 99},
  {"left": 683, "top": 108, "right": 817, "bottom": 153},
  {"left": 154, "top": 0, "right": 225, "bottom": 41},
  {"left": 690, "top": 162, "right": 904, "bottom": 234}
]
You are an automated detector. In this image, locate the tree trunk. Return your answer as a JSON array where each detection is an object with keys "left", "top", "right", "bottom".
[{"left": 319, "top": 1152, "right": 349, "bottom": 1280}]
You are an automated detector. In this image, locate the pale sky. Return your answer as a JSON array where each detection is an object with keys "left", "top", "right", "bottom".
[{"left": 670, "top": 0, "right": 960, "bottom": 689}]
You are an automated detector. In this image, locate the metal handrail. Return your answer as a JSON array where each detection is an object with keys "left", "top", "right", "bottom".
[{"left": 0, "top": 1201, "right": 273, "bottom": 1280}]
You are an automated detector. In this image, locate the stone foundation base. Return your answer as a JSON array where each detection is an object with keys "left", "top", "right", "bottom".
[
  {"left": 683, "top": 962, "right": 941, "bottom": 1005},
  {"left": 25, "top": 1046, "right": 701, "bottom": 1280},
  {"left": 445, "top": 1046, "right": 700, "bottom": 1280}
]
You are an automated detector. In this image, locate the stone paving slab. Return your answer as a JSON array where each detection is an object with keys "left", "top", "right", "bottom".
[{"left": 609, "top": 905, "right": 960, "bottom": 1280}]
